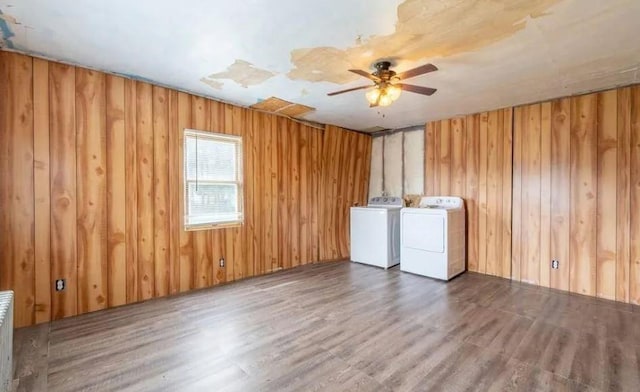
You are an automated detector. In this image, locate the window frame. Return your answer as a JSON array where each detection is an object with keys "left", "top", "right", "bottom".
[{"left": 183, "top": 129, "right": 244, "bottom": 231}]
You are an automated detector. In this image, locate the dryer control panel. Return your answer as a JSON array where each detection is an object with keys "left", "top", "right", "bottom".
[
  {"left": 418, "top": 196, "right": 464, "bottom": 209},
  {"left": 368, "top": 196, "right": 404, "bottom": 207}
]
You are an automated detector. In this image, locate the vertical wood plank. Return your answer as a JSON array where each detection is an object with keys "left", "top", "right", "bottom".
[
  {"left": 105, "top": 75, "right": 126, "bottom": 307},
  {"left": 191, "top": 96, "right": 211, "bottom": 287},
  {"left": 550, "top": 98, "right": 571, "bottom": 292},
  {"left": 259, "top": 114, "right": 273, "bottom": 270},
  {"left": 168, "top": 89, "right": 180, "bottom": 294},
  {"left": 540, "top": 102, "right": 552, "bottom": 288},
  {"left": 209, "top": 101, "right": 226, "bottom": 285},
  {"left": 477, "top": 112, "right": 489, "bottom": 274},
  {"left": 511, "top": 107, "right": 523, "bottom": 281},
  {"left": 270, "top": 116, "right": 281, "bottom": 269},
  {"left": 124, "top": 80, "right": 138, "bottom": 303},
  {"left": 570, "top": 93, "right": 598, "bottom": 296},
  {"left": 136, "top": 82, "right": 155, "bottom": 300},
  {"left": 425, "top": 123, "right": 435, "bottom": 195},
  {"left": 439, "top": 119, "right": 451, "bottom": 195},
  {"left": 49, "top": 62, "right": 77, "bottom": 320},
  {"left": 361, "top": 133, "right": 373, "bottom": 207},
  {"left": 223, "top": 103, "right": 239, "bottom": 281},
  {"left": 76, "top": 68, "right": 108, "bottom": 313},
  {"left": 250, "top": 111, "right": 262, "bottom": 274},
  {"left": 522, "top": 104, "right": 541, "bottom": 285},
  {"left": 177, "top": 92, "right": 193, "bottom": 292},
  {"left": 629, "top": 86, "right": 640, "bottom": 305},
  {"left": 596, "top": 90, "right": 618, "bottom": 300},
  {"left": 339, "top": 130, "right": 355, "bottom": 258},
  {"left": 0, "top": 52, "right": 35, "bottom": 326},
  {"left": 311, "top": 127, "right": 321, "bottom": 262},
  {"left": 616, "top": 88, "right": 631, "bottom": 303},
  {"left": 501, "top": 108, "right": 513, "bottom": 279},
  {"left": 433, "top": 122, "right": 441, "bottom": 196},
  {"left": 465, "top": 114, "right": 479, "bottom": 272},
  {"left": 241, "top": 107, "right": 255, "bottom": 278},
  {"left": 278, "top": 118, "right": 291, "bottom": 265},
  {"left": 450, "top": 118, "right": 465, "bottom": 197},
  {"left": 33, "top": 58, "right": 51, "bottom": 323},
  {"left": 152, "top": 86, "right": 170, "bottom": 297},
  {"left": 485, "top": 110, "right": 501, "bottom": 276},
  {"left": 299, "top": 124, "right": 310, "bottom": 265}
]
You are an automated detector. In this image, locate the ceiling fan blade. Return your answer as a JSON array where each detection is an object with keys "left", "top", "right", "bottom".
[
  {"left": 327, "top": 85, "right": 372, "bottom": 96},
  {"left": 398, "top": 83, "right": 437, "bottom": 96},
  {"left": 396, "top": 63, "right": 438, "bottom": 81},
  {"left": 349, "top": 69, "right": 381, "bottom": 82}
]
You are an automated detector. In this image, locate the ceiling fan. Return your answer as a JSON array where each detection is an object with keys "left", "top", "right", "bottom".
[{"left": 327, "top": 61, "right": 438, "bottom": 107}]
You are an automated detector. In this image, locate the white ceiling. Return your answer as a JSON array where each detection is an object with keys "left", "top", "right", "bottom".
[{"left": 1, "top": 0, "right": 639, "bottom": 131}]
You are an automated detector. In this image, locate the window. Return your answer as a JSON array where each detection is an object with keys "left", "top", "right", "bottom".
[{"left": 184, "top": 129, "right": 243, "bottom": 230}]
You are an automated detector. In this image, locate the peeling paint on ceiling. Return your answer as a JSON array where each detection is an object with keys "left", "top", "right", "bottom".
[
  {"left": 1, "top": 0, "right": 639, "bottom": 131},
  {"left": 0, "top": 9, "right": 16, "bottom": 49},
  {"left": 288, "top": 0, "right": 561, "bottom": 84},
  {"left": 202, "top": 59, "right": 275, "bottom": 88}
]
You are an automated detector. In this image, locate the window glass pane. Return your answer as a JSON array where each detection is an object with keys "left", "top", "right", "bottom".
[
  {"left": 186, "top": 182, "right": 238, "bottom": 224},
  {"left": 185, "top": 134, "right": 237, "bottom": 182}
]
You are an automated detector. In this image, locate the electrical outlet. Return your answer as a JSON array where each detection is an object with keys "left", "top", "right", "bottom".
[
  {"left": 551, "top": 260, "right": 559, "bottom": 269},
  {"left": 55, "top": 279, "right": 65, "bottom": 291},
  {"left": 219, "top": 257, "right": 225, "bottom": 268}
]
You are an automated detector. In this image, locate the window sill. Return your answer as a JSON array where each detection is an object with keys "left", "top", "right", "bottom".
[{"left": 184, "top": 221, "right": 243, "bottom": 231}]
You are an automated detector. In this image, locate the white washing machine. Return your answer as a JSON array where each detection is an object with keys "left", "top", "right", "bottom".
[
  {"left": 350, "top": 196, "right": 403, "bottom": 269},
  {"left": 400, "top": 196, "right": 466, "bottom": 280}
]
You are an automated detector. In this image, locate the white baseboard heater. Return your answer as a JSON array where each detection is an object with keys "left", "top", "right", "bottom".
[{"left": 0, "top": 291, "right": 13, "bottom": 392}]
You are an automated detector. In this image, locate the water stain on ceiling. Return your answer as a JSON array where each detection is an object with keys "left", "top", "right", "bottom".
[
  {"left": 202, "top": 59, "right": 275, "bottom": 88},
  {"left": 287, "top": 0, "right": 560, "bottom": 84}
]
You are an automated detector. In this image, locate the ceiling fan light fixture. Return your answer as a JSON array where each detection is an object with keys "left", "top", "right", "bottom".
[
  {"left": 378, "top": 92, "right": 393, "bottom": 107},
  {"left": 386, "top": 84, "right": 402, "bottom": 101},
  {"left": 366, "top": 84, "right": 401, "bottom": 107},
  {"left": 366, "top": 88, "right": 381, "bottom": 104}
]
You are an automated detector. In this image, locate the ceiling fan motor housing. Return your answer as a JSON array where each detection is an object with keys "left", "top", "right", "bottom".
[{"left": 373, "top": 61, "right": 396, "bottom": 81}]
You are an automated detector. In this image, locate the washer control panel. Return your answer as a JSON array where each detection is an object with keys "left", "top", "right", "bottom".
[{"left": 367, "top": 196, "right": 404, "bottom": 207}]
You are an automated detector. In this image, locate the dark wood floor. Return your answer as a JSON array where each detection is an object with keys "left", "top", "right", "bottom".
[{"left": 11, "top": 261, "right": 640, "bottom": 392}]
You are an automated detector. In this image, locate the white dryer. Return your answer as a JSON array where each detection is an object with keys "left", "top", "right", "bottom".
[
  {"left": 400, "top": 196, "right": 466, "bottom": 280},
  {"left": 350, "top": 196, "right": 403, "bottom": 269}
]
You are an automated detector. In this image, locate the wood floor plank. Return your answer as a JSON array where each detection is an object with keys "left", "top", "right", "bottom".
[{"left": 13, "top": 262, "right": 640, "bottom": 392}]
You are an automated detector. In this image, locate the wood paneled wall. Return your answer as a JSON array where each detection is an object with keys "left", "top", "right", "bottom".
[
  {"left": 512, "top": 87, "right": 640, "bottom": 303},
  {"left": 319, "top": 125, "right": 372, "bottom": 261},
  {"left": 0, "top": 52, "right": 371, "bottom": 327},
  {"left": 425, "top": 86, "right": 640, "bottom": 304},
  {"left": 425, "top": 110, "right": 513, "bottom": 278}
]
